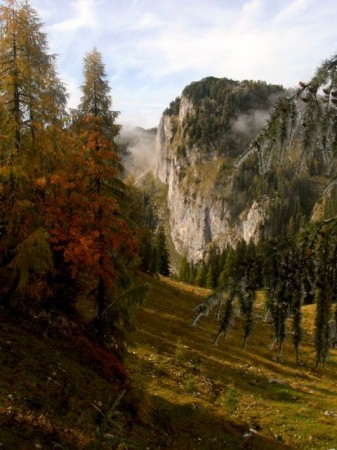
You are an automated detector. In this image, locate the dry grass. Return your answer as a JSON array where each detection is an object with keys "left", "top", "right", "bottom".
[{"left": 126, "top": 274, "right": 337, "bottom": 449}]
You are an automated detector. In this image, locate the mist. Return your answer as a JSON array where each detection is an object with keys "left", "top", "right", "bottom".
[
  {"left": 119, "top": 126, "right": 158, "bottom": 178},
  {"left": 231, "top": 109, "right": 269, "bottom": 137}
]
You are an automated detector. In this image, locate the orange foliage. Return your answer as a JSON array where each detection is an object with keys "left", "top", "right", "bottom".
[{"left": 43, "top": 116, "right": 139, "bottom": 297}]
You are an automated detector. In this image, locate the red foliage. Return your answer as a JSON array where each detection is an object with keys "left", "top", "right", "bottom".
[
  {"left": 74, "top": 336, "right": 128, "bottom": 384},
  {"left": 43, "top": 126, "right": 139, "bottom": 291}
]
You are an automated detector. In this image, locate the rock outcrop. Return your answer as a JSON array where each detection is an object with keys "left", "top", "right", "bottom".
[{"left": 155, "top": 77, "right": 281, "bottom": 262}]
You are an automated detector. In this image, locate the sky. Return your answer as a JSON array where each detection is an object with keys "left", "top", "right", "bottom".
[{"left": 27, "top": 0, "right": 337, "bottom": 129}]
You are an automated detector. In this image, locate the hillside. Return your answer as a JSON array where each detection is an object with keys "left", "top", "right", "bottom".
[
  {"left": 126, "top": 275, "right": 337, "bottom": 449},
  {"left": 2, "top": 275, "right": 337, "bottom": 449}
]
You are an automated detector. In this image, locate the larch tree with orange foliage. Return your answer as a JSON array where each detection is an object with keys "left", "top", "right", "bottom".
[
  {"left": 0, "top": 0, "right": 147, "bottom": 356},
  {"left": 0, "top": 0, "right": 67, "bottom": 310},
  {"left": 46, "top": 48, "right": 146, "bottom": 349}
]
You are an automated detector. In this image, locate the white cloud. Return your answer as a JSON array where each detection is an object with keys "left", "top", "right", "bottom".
[
  {"left": 274, "top": 0, "right": 313, "bottom": 24},
  {"left": 49, "top": 0, "right": 97, "bottom": 32},
  {"left": 135, "top": 13, "right": 163, "bottom": 30}
]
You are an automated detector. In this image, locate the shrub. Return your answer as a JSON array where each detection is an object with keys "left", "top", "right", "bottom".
[{"left": 219, "top": 385, "right": 240, "bottom": 414}]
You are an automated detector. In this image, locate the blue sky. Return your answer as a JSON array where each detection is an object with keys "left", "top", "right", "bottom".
[{"left": 28, "top": 0, "right": 337, "bottom": 128}]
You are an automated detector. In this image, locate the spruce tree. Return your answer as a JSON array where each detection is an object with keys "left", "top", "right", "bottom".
[
  {"left": 214, "top": 291, "right": 235, "bottom": 345},
  {"left": 240, "top": 289, "right": 256, "bottom": 349},
  {"left": 156, "top": 225, "right": 170, "bottom": 277},
  {"left": 195, "top": 262, "right": 207, "bottom": 287},
  {"left": 205, "top": 265, "right": 215, "bottom": 289},
  {"left": 235, "top": 52, "right": 337, "bottom": 180}
]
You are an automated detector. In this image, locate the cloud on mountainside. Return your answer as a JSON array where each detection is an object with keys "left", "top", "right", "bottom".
[
  {"left": 119, "top": 126, "right": 157, "bottom": 178},
  {"left": 231, "top": 110, "right": 270, "bottom": 136}
]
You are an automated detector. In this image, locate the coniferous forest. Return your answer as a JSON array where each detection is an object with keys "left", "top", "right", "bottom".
[{"left": 2, "top": 1, "right": 337, "bottom": 449}]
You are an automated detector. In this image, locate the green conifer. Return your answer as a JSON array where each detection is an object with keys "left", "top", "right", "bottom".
[{"left": 156, "top": 225, "right": 170, "bottom": 277}]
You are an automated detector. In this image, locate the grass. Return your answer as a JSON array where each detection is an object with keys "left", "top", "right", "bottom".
[
  {"left": 0, "top": 312, "right": 134, "bottom": 449},
  {"left": 219, "top": 385, "right": 240, "bottom": 415},
  {"left": 126, "top": 274, "right": 337, "bottom": 449},
  {"left": 1, "top": 274, "right": 337, "bottom": 448}
]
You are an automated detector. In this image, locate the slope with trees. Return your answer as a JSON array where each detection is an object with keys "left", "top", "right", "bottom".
[
  {"left": 191, "top": 52, "right": 337, "bottom": 368},
  {"left": 0, "top": 0, "right": 148, "bottom": 373}
]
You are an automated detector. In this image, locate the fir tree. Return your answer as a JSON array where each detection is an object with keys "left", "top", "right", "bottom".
[{"left": 156, "top": 225, "right": 170, "bottom": 277}]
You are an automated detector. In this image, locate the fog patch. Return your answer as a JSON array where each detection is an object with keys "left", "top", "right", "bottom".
[
  {"left": 119, "top": 126, "right": 158, "bottom": 178},
  {"left": 231, "top": 109, "right": 270, "bottom": 137},
  {"left": 231, "top": 89, "right": 290, "bottom": 138}
]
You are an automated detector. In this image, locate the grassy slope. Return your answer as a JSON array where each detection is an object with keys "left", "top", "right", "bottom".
[
  {"left": 126, "top": 275, "right": 337, "bottom": 450},
  {"left": 1, "top": 275, "right": 337, "bottom": 449},
  {"left": 0, "top": 312, "right": 128, "bottom": 449}
]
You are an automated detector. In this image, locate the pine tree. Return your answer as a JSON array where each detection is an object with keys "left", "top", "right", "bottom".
[
  {"left": 195, "top": 262, "right": 207, "bottom": 287},
  {"left": 214, "top": 291, "right": 235, "bottom": 345},
  {"left": 205, "top": 265, "right": 215, "bottom": 289},
  {"left": 235, "top": 52, "right": 337, "bottom": 179},
  {"left": 313, "top": 225, "right": 336, "bottom": 367},
  {"left": 218, "top": 248, "right": 235, "bottom": 288},
  {"left": 239, "top": 287, "right": 256, "bottom": 349}
]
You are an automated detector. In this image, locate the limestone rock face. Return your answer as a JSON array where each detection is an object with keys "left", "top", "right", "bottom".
[
  {"left": 241, "top": 200, "right": 268, "bottom": 244},
  {"left": 156, "top": 94, "right": 267, "bottom": 262}
]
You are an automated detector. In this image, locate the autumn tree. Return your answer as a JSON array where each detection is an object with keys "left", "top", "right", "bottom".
[
  {"left": 45, "top": 48, "right": 143, "bottom": 348},
  {"left": 0, "top": 0, "right": 67, "bottom": 146},
  {"left": 0, "top": 0, "right": 67, "bottom": 310}
]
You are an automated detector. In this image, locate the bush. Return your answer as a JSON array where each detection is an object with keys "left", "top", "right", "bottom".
[{"left": 219, "top": 385, "right": 240, "bottom": 414}]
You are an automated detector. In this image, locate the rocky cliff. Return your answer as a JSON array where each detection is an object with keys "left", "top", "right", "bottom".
[{"left": 155, "top": 77, "right": 285, "bottom": 262}]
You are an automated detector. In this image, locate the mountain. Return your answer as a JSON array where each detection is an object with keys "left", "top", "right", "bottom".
[
  {"left": 124, "top": 76, "right": 334, "bottom": 266},
  {"left": 153, "top": 76, "right": 329, "bottom": 263},
  {"left": 154, "top": 77, "right": 284, "bottom": 261}
]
